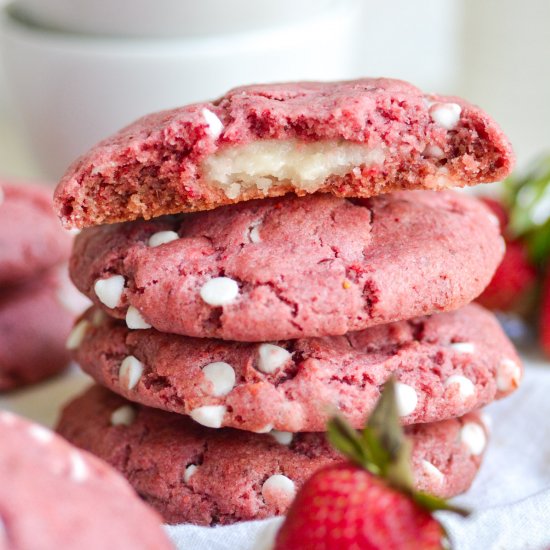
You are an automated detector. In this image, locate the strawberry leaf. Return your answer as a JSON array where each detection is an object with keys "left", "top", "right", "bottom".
[
  {"left": 327, "top": 415, "right": 371, "bottom": 470},
  {"left": 326, "top": 380, "right": 469, "bottom": 525},
  {"left": 413, "top": 492, "right": 470, "bottom": 517}
]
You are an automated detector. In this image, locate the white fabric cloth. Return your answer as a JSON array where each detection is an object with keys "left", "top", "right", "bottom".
[
  {"left": 2, "top": 359, "right": 549, "bottom": 549},
  {"left": 165, "top": 357, "right": 550, "bottom": 550}
]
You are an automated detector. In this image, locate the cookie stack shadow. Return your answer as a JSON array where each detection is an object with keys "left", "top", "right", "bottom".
[{"left": 54, "top": 78, "right": 520, "bottom": 526}]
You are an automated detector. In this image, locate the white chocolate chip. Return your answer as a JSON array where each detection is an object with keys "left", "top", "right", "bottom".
[
  {"left": 430, "top": 102, "right": 462, "bottom": 130},
  {"left": 421, "top": 460, "right": 445, "bottom": 484},
  {"left": 444, "top": 375, "right": 475, "bottom": 400},
  {"left": 450, "top": 342, "right": 475, "bottom": 354},
  {"left": 200, "top": 277, "right": 239, "bottom": 306},
  {"left": 69, "top": 451, "right": 89, "bottom": 482},
  {"left": 395, "top": 382, "right": 418, "bottom": 417},
  {"left": 257, "top": 344, "right": 291, "bottom": 374},
  {"left": 28, "top": 424, "right": 54, "bottom": 443},
  {"left": 190, "top": 405, "right": 227, "bottom": 428},
  {"left": 125, "top": 306, "right": 152, "bottom": 329},
  {"left": 424, "top": 145, "right": 444, "bottom": 159},
  {"left": 270, "top": 430, "right": 293, "bottom": 445},
  {"left": 254, "top": 424, "right": 274, "bottom": 434},
  {"left": 248, "top": 221, "right": 262, "bottom": 243},
  {"left": 261, "top": 474, "right": 296, "bottom": 504},
  {"left": 202, "top": 108, "right": 224, "bottom": 139},
  {"left": 460, "top": 422, "right": 486, "bottom": 455},
  {"left": 110, "top": 405, "right": 136, "bottom": 426},
  {"left": 65, "top": 319, "right": 90, "bottom": 350},
  {"left": 119, "top": 356, "right": 144, "bottom": 390},
  {"left": 94, "top": 275, "right": 125, "bottom": 309},
  {"left": 202, "top": 362, "right": 236, "bottom": 396},
  {"left": 184, "top": 464, "right": 198, "bottom": 483},
  {"left": 497, "top": 358, "right": 521, "bottom": 392},
  {"left": 148, "top": 230, "right": 179, "bottom": 247}
]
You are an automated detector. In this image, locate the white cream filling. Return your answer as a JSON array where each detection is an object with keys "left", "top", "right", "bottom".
[{"left": 203, "top": 139, "right": 386, "bottom": 198}]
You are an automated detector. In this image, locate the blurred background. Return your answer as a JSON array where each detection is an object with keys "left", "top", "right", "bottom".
[{"left": 0, "top": 0, "right": 547, "bottom": 182}]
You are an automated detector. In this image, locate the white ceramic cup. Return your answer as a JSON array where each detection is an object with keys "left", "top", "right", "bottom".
[
  {"left": 0, "top": 1, "right": 360, "bottom": 179},
  {"left": 11, "top": 0, "right": 338, "bottom": 38}
]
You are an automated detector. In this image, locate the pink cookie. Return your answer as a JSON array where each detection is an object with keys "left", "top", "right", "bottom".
[
  {"left": 0, "top": 271, "right": 75, "bottom": 391},
  {"left": 54, "top": 78, "right": 514, "bottom": 228},
  {"left": 0, "top": 182, "right": 71, "bottom": 286},
  {"left": 71, "top": 304, "right": 520, "bottom": 432},
  {"left": 56, "top": 385, "right": 488, "bottom": 525},
  {"left": 0, "top": 411, "right": 172, "bottom": 549},
  {"left": 69, "top": 191, "right": 503, "bottom": 341}
]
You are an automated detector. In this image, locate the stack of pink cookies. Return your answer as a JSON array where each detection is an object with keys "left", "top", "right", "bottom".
[
  {"left": 55, "top": 78, "right": 521, "bottom": 525},
  {"left": 0, "top": 182, "right": 75, "bottom": 390}
]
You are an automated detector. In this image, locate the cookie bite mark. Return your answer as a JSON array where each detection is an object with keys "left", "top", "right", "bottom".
[{"left": 54, "top": 78, "right": 515, "bottom": 228}]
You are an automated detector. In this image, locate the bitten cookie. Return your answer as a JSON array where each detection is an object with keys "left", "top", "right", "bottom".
[
  {"left": 0, "top": 271, "right": 74, "bottom": 391},
  {"left": 0, "top": 411, "right": 172, "bottom": 549},
  {"left": 54, "top": 78, "right": 514, "bottom": 228},
  {"left": 0, "top": 182, "right": 71, "bottom": 286},
  {"left": 56, "top": 386, "right": 488, "bottom": 526},
  {"left": 69, "top": 191, "right": 504, "bottom": 341},
  {"left": 70, "top": 304, "right": 520, "bottom": 432}
]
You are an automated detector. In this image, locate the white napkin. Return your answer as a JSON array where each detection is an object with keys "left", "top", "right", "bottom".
[{"left": 166, "top": 356, "right": 550, "bottom": 550}]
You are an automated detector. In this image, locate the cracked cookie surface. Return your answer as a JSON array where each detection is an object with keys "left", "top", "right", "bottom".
[
  {"left": 56, "top": 385, "right": 488, "bottom": 525},
  {"left": 70, "top": 304, "right": 520, "bottom": 431},
  {"left": 69, "top": 191, "right": 503, "bottom": 341}
]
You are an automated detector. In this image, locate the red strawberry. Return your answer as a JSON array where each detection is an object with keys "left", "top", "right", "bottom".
[
  {"left": 540, "top": 270, "right": 550, "bottom": 357},
  {"left": 477, "top": 239, "right": 537, "bottom": 312},
  {"left": 274, "top": 464, "right": 444, "bottom": 550},
  {"left": 274, "top": 381, "right": 467, "bottom": 550}
]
